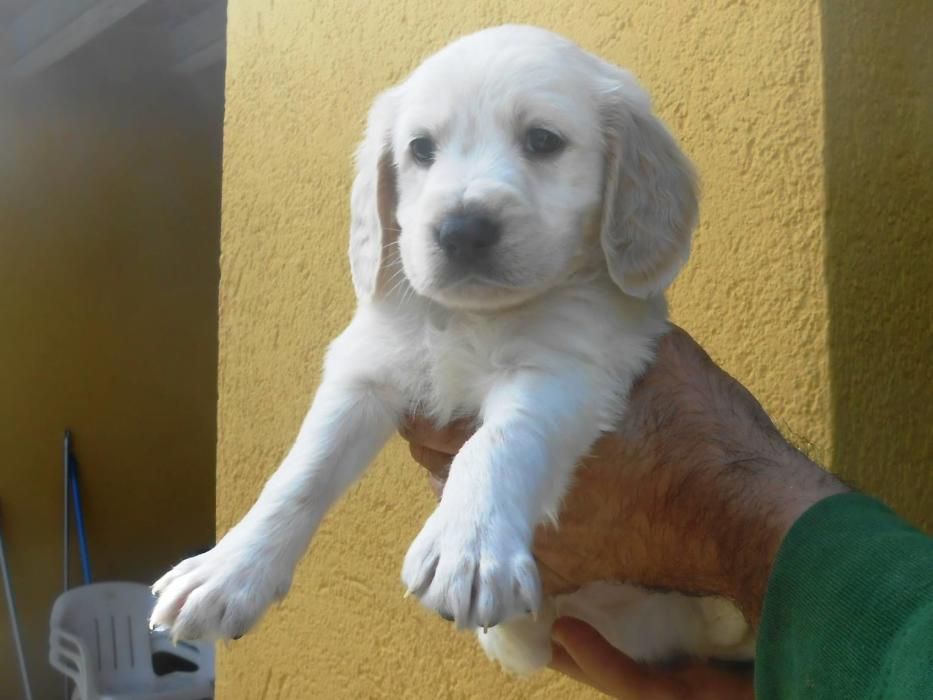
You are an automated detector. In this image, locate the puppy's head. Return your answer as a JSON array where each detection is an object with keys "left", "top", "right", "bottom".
[{"left": 349, "top": 25, "right": 697, "bottom": 310}]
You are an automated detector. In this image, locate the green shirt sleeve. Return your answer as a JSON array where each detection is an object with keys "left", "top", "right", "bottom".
[{"left": 756, "top": 492, "right": 933, "bottom": 699}]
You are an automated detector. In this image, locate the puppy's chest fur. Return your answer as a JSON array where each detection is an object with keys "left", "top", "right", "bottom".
[{"left": 356, "top": 275, "right": 670, "bottom": 428}]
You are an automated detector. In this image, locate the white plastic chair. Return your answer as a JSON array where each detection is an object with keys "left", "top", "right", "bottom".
[{"left": 49, "top": 582, "right": 214, "bottom": 700}]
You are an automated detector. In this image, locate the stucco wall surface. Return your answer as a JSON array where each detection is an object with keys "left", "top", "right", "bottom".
[{"left": 218, "top": 1, "right": 831, "bottom": 698}]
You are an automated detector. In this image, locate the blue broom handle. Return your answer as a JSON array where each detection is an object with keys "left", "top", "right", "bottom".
[
  {"left": 69, "top": 455, "right": 93, "bottom": 585},
  {"left": 63, "top": 431, "right": 71, "bottom": 592}
]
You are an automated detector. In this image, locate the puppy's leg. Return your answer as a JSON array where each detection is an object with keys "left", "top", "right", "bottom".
[
  {"left": 151, "top": 333, "right": 402, "bottom": 641},
  {"left": 696, "top": 597, "right": 755, "bottom": 659},
  {"left": 476, "top": 603, "right": 557, "bottom": 676},
  {"left": 402, "top": 369, "right": 605, "bottom": 635}
]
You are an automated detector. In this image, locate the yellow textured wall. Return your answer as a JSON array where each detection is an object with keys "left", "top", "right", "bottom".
[
  {"left": 821, "top": 0, "right": 932, "bottom": 531},
  {"left": 0, "top": 77, "right": 219, "bottom": 698},
  {"left": 218, "top": 1, "right": 837, "bottom": 697}
]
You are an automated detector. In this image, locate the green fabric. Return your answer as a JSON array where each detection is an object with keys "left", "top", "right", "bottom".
[{"left": 756, "top": 492, "right": 933, "bottom": 699}]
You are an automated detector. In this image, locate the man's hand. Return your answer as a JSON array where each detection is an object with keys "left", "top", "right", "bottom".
[
  {"left": 400, "top": 325, "right": 848, "bottom": 623},
  {"left": 549, "top": 617, "right": 754, "bottom": 699}
]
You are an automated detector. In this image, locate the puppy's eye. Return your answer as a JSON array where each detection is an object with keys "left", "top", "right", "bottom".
[
  {"left": 524, "top": 127, "right": 565, "bottom": 157},
  {"left": 409, "top": 136, "right": 437, "bottom": 165}
]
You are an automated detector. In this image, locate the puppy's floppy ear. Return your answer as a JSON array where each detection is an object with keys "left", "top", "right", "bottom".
[
  {"left": 349, "top": 88, "right": 400, "bottom": 302},
  {"left": 598, "top": 68, "right": 698, "bottom": 298}
]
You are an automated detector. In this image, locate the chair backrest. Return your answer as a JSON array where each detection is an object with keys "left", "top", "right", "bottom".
[{"left": 49, "top": 582, "right": 212, "bottom": 695}]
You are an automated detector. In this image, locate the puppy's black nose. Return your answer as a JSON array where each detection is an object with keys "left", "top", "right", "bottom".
[{"left": 435, "top": 214, "right": 501, "bottom": 262}]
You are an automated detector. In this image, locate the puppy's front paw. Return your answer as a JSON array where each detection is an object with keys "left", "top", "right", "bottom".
[
  {"left": 150, "top": 535, "right": 292, "bottom": 641},
  {"left": 402, "top": 505, "right": 541, "bottom": 630}
]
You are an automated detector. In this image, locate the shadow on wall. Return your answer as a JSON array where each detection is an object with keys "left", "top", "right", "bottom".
[
  {"left": 822, "top": 0, "right": 933, "bottom": 531},
  {"left": 0, "top": 65, "right": 222, "bottom": 697}
]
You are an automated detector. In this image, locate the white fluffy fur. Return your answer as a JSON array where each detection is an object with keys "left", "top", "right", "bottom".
[{"left": 151, "top": 25, "right": 754, "bottom": 673}]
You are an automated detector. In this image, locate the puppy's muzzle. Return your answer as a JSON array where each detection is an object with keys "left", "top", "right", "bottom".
[{"left": 434, "top": 213, "right": 501, "bottom": 266}]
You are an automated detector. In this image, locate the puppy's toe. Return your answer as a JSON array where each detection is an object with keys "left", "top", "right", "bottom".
[
  {"left": 402, "top": 507, "right": 540, "bottom": 630},
  {"left": 150, "top": 544, "right": 290, "bottom": 641}
]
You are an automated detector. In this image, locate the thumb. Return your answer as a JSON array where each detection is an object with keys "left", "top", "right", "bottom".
[{"left": 552, "top": 618, "right": 754, "bottom": 700}]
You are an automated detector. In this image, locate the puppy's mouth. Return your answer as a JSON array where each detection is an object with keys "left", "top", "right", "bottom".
[
  {"left": 442, "top": 270, "right": 515, "bottom": 291},
  {"left": 427, "top": 269, "right": 543, "bottom": 311}
]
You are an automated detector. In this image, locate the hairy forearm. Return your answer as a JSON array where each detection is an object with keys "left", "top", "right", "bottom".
[
  {"left": 711, "top": 447, "right": 849, "bottom": 624},
  {"left": 593, "top": 335, "right": 851, "bottom": 624}
]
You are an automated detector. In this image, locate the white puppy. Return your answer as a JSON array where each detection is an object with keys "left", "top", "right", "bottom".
[{"left": 151, "top": 25, "right": 754, "bottom": 674}]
